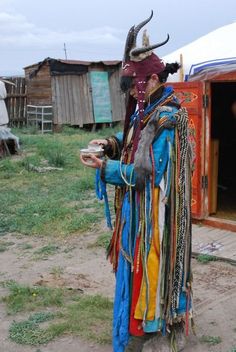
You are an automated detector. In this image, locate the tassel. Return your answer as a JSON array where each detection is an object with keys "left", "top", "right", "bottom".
[
  {"left": 185, "top": 287, "right": 190, "bottom": 336},
  {"left": 163, "top": 139, "right": 172, "bottom": 202},
  {"left": 95, "top": 168, "right": 113, "bottom": 229}
]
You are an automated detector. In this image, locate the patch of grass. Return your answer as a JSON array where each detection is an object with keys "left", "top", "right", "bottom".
[
  {"left": 0, "top": 241, "right": 15, "bottom": 252},
  {"left": 33, "top": 245, "right": 59, "bottom": 260},
  {"left": 200, "top": 335, "right": 222, "bottom": 345},
  {"left": 0, "top": 128, "right": 118, "bottom": 236},
  {"left": 88, "top": 232, "right": 111, "bottom": 249},
  {"left": 50, "top": 266, "right": 64, "bottom": 278},
  {"left": 66, "top": 213, "right": 102, "bottom": 233},
  {"left": 8, "top": 294, "right": 112, "bottom": 346},
  {"left": 19, "top": 243, "right": 33, "bottom": 250},
  {"left": 63, "top": 245, "right": 76, "bottom": 253},
  {"left": 196, "top": 254, "right": 218, "bottom": 264},
  {"left": 2, "top": 281, "right": 65, "bottom": 314},
  {"left": 9, "top": 315, "right": 58, "bottom": 345},
  {"left": 20, "top": 155, "right": 42, "bottom": 171},
  {"left": 38, "top": 142, "right": 68, "bottom": 167},
  {"left": 0, "top": 158, "right": 21, "bottom": 179},
  {"left": 64, "top": 294, "right": 112, "bottom": 344},
  {"left": 61, "top": 126, "right": 80, "bottom": 135},
  {"left": 29, "top": 311, "right": 56, "bottom": 323},
  {"left": 230, "top": 348, "right": 236, "bottom": 352}
]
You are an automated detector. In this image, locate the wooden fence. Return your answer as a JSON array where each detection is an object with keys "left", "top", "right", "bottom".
[{"left": 5, "top": 77, "right": 27, "bottom": 127}]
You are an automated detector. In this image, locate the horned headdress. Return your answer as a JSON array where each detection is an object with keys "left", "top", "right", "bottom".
[{"left": 121, "top": 11, "right": 172, "bottom": 119}]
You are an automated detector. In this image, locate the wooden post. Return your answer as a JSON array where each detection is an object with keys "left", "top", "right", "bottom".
[{"left": 179, "top": 54, "right": 184, "bottom": 82}]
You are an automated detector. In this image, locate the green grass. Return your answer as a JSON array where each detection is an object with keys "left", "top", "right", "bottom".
[
  {"left": 18, "top": 243, "right": 33, "bottom": 250},
  {"left": 50, "top": 266, "right": 64, "bottom": 278},
  {"left": 88, "top": 232, "right": 111, "bottom": 249},
  {"left": 200, "top": 335, "right": 222, "bottom": 345},
  {"left": 230, "top": 348, "right": 236, "bottom": 352},
  {"left": 5, "top": 281, "right": 113, "bottom": 346},
  {"left": 0, "top": 127, "right": 116, "bottom": 236},
  {"left": 9, "top": 295, "right": 112, "bottom": 346},
  {"left": 196, "top": 254, "right": 218, "bottom": 264},
  {"left": 9, "top": 312, "right": 58, "bottom": 345},
  {"left": 33, "top": 244, "right": 60, "bottom": 260},
  {"left": 63, "top": 294, "right": 112, "bottom": 344},
  {"left": 2, "top": 281, "right": 66, "bottom": 314},
  {"left": 0, "top": 241, "right": 15, "bottom": 252}
]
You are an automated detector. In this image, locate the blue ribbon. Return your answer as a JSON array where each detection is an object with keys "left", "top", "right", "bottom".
[{"left": 95, "top": 168, "right": 113, "bottom": 229}]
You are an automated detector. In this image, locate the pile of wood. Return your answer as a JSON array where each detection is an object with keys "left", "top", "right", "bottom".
[{"left": 4, "top": 77, "right": 27, "bottom": 127}]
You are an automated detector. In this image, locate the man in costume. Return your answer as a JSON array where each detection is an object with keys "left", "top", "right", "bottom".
[{"left": 81, "top": 11, "right": 193, "bottom": 352}]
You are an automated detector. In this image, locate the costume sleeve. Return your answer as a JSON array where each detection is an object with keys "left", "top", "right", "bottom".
[
  {"left": 103, "top": 132, "right": 123, "bottom": 160},
  {"left": 101, "top": 159, "right": 135, "bottom": 186},
  {"left": 101, "top": 128, "right": 174, "bottom": 187},
  {"left": 115, "top": 131, "right": 123, "bottom": 144}
]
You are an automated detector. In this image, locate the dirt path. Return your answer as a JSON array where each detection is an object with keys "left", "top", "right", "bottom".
[{"left": 0, "top": 228, "right": 235, "bottom": 352}]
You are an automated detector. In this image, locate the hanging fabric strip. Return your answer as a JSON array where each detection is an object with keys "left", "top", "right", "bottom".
[{"left": 95, "top": 168, "right": 113, "bottom": 229}]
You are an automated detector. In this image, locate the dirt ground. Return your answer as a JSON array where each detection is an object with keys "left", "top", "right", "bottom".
[{"left": 0, "top": 225, "right": 235, "bottom": 352}]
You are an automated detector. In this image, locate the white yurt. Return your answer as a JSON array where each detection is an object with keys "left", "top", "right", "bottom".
[{"left": 163, "top": 22, "right": 236, "bottom": 82}]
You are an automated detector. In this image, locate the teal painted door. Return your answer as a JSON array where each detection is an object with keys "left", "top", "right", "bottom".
[{"left": 90, "top": 71, "right": 112, "bottom": 123}]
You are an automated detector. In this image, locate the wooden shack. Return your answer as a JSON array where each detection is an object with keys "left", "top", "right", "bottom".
[{"left": 24, "top": 58, "right": 126, "bottom": 127}]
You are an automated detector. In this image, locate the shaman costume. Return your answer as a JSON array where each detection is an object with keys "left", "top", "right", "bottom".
[{"left": 100, "top": 12, "right": 193, "bottom": 352}]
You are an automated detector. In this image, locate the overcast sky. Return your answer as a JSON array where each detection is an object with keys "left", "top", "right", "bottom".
[{"left": 0, "top": 0, "right": 235, "bottom": 76}]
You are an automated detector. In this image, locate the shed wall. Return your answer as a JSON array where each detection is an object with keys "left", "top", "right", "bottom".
[
  {"left": 51, "top": 74, "right": 94, "bottom": 126},
  {"left": 25, "top": 63, "right": 52, "bottom": 105},
  {"left": 109, "top": 69, "right": 125, "bottom": 122}
]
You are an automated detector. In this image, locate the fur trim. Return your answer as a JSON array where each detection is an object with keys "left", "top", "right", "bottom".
[{"left": 134, "top": 106, "right": 174, "bottom": 191}]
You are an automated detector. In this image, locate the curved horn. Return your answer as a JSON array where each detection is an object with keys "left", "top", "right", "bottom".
[
  {"left": 123, "top": 25, "right": 135, "bottom": 61},
  {"left": 131, "top": 33, "right": 170, "bottom": 57},
  {"left": 133, "top": 10, "right": 154, "bottom": 45}
]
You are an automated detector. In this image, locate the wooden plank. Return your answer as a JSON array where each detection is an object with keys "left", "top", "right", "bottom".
[
  {"left": 67, "top": 75, "right": 75, "bottom": 125},
  {"left": 79, "top": 75, "right": 86, "bottom": 125},
  {"left": 109, "top": 69, "right": 125, "bottom": 122},
  {"left": 65, "top": 76, "right": 72, "bottom": 125},
  {"left": 51, "top": 76, "right": 57, "bottom": 124},
  {"left": 71, "top": 76, "right": 79, "bottom": 126},
  {"left": 60, "top": 76, "right": 67, "bottom": 124},
  {"left": 54, "top": 76, "right": 63, "bottom": 124},
  {"left": 79, "top": 75, "right": 86, "bottom": 126},
  {"left": 192, "top": 224, "right": 236, "bottom": 261},
  {"left": 84, "top": 73, "right": 94, "bottom": 125}
]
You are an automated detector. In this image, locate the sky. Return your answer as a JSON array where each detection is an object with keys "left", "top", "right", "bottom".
[{"left": 0, "top": 0, "right": 235, "bottom": 76}]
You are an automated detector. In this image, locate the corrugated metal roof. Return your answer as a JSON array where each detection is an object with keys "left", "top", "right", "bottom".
[
  {"left": 59, "top": 59, "right": 121, "bottom": 66},
  {"left": 24, "top": 58, "right": 121, "bottom": 70}
]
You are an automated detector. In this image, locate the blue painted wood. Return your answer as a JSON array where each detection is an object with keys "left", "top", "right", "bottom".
[{"left": 90, "top": 71, "right": 112, "bottom": 123}]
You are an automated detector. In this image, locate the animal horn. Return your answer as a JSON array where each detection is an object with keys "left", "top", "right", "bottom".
[
  {"left": 123, "top": 11, "right": 154, "bottom": 61},
  {"left": 131, "top": 33, "right": 170, "bottom": 57},
  {"left": 133, "top": 10, "right": 154, "bottom": 45},
  {"left": 123, "top": 25, "right": 135, "bottom": 61}
]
